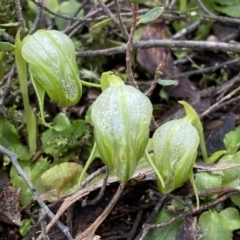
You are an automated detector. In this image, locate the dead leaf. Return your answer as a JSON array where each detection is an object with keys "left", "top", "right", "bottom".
[
  {"left": 136, "top": 21, "right": 198, "bottom": 98},
  {"left": 175, "top": 217, "right": 202, "bottom": 240},
  {"left": 0, "top": 171, "right": 21, "bottom": 226}
]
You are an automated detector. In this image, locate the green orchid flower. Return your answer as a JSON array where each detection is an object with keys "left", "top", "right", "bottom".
[
  {"left": 91, "top": 84, "right": 152, "bottom": 182},
  {"left": 152, "top": 118, "right": 200, "bottom": 193},
  {"left": 21, "top": 30, "right": 82, "bottom": 127},
  {"left": 147, "top": 101, "right": 207, "bottom": 208}
]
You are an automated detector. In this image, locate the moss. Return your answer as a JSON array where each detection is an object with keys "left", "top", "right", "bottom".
[{"left": 0, "top": 0, "right": 28, "bottom": 23}]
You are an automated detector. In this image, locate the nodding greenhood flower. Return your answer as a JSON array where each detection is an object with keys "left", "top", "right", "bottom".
[
  {"left": 91, "top": 84, "right": 152, "bottom": 182},
  {"left": 152, "top": 118, "right": 200, "bottom": 194},
  {"left": 21, "top": 30, "right": 82, "bottom": 126}
]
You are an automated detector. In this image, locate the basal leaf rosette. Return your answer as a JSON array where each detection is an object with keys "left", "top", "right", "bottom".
[
  {"left": 91, "top": 85, "right": 152, "bottom": 182},
  {"left": 152, "top": 118, "right": 200, "bottom": 193},
  {"left": 21, "top": 30, "right": 82, "bottom": 106}
]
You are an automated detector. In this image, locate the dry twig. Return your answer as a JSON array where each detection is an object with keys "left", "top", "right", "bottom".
[
  {"left": 126, "top": 4, "right": 138, "bottom": 88},
  {"left": 0, "top": 145, "right": 73, "bottom": 240}
]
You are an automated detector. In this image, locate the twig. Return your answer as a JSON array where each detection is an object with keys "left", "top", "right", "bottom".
[
  {"left": 0, "top": 64, "right": 15, "bottom": 88},
  {"left": 0, "top": 65, "right": 15, "bottom": 108},
  {"left": 39, "top": 210, "right": 50, "bottom": 240},
  {"left": 169, "top": 8, "right": 240, "bottom": 25},
  {"left": 97, "top": 0, "right": 119, "bottom": 25},
  {"left": 201, "top": 77, "right": 240, "bottom": 117},
  {"left": 141, "top": 191, "right": 238, "bottom": 234},
  {"left": 198, "top": 12, "right": 240, "bottom": 25},
  {"left": 80, "top": 166, "right": 107, "bottom": 189},
  {"left": 31, "top": 0, "right": 84, "bottom": 22},
  {"left": 14, "top": 0, "right": 26, "bottom": 38},
  {"left": 76, "top": 39, "right": 240, "bottom": 57},
  {"left": 145, "top": 63, "right": 162, "bottom": 96},
  {"left": 168, "top": 0, "right": 177, "bottom": 9},
  {"left": 1, "top": 31, "right": 15, "bottom": 43},
  {"left": 0, "top": 145, "right": 73, "bottom": 240},
  {"left": 135, "top": 196, "right": 166, "bottom": 240},
  {"left": 171, "top": 58, "right": 240, "bottom": 79},
  {"left": 65, "top": 1, "right": 115, "bottom": 37},
  {"left": 171, "top": 20, "right": 201, "bottom": 39},
  {"left": 70, "top": 0, "right": 88, "bottom": 22},
  {"left": 4, "top": 81, "right": 32, "bottom": 104},
  {"left": 37, "top": 167, "right": 156, "bottom": 240},
  {"left": 96, "top": 0, "right": 129, "bottom": 41},
  {"left": 75, "top": 182, "right": 126, "bottom": 239},
  {"left": 126, "top": 3, "right": 138, "bottom": 88},
  {"left": 215, "top": 74, "right": 240, "bottom": 100},
  {"left": 29, "top": 0, "right": 43, "bottom": 35},
  {"left": 114, "top": 0, "right": 129, "bottom": 40},
  {"left": 85, "top": 167, "right": 109, "bottom": 206},
  {"left": 196, "top": 0, "right": 215, "bottom": 16},
  {"left": 203, "top": 95, "right": 240, "bottom": 117},
  {"left": 64, "top": 0, "right": 88, "bottom": 33},
  {"left": 188, "top": 187, "right": 240, "bottom": 198},
  {"left": 127, "top": 210, "right": 143, "bottom": 240}
]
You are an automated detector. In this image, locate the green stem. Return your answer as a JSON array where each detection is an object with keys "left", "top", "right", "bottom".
[
  {"left": 15, "top": 30, "right": 37, "bottom": 154},
  {"left": 199, "top": 130, "right": 208, "bottom": 162},
  {"left": 144, "top": 149, "right": 165, "bottom": 188},
  {"left": 80, "top": 80, "right": 101, "bottom": 88},
  {"left": 78, "top": 142, "right": 98, "bottom": 187},
  {"left": 189, "top": 171, "right": 200, "bottom": 209}
]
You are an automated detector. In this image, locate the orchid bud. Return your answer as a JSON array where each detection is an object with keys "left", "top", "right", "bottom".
[
  {"left": 91, "top": 84, "right": 152, "bottom": 182},
  {"left": 21, "top": 30, "right": 82, "bottom": 126},
  {"left": 152, "top": 118, "right": 200, "bottom": 193}
]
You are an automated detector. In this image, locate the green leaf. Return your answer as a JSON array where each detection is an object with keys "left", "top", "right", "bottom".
[
  {"left": 158, "top": 79, "right": 177, "bottom": 86},
  {"left": 214, "top": 0, "right": 240, "bottom": 5},
  {"left": 195, "top": 172, "right": 222, "bottom": 200},
  {"left": 219, "top": 152, "right": 240, "bottom": 188},
  {"left": 214, "top": 4, "right": 240, "bottom": 18},
  {"left": 0, "top": 42, "right": 15, "bottom": 51},
  {"left": 206, "top": 150, "right": 226, "bottom": 164},
  {"left": 0, "top": 22, "right": 19, "bottom": 27},
  {"left": 20, "top": 219, "right": 32, "bottom": 236},
  {"left": 0, "top": 28, "right": 5, "bottom": 36},
  {"left": 198, "top": 209, "right": 235, "bottom": 240},
  {"left": 91, "top": 18, "right": 112, "bottom": 29},
  {"left": 224, "top": 125, "right": 240, "bottom": 154},
  {"left": 41, "top": 114, "right": 88, "bottom": 156},
  {"left": 145, "top": 207, "right": 182, "bottom": 239},
  {"left": 55, "top": 0, "right": 83, "bottom": 30},
  {"left": 218, "top": 152, "right": 240, "bottom": 206},
  {"left": 44, "top": 0, "right": 59, "bottom": 18},
  {"left": 10, "top": 158, "right": 49, "bottom": 205},
  {"left": 159, "top": 88, "right": 169, "bottom": 102},
  {"left": 0, "top": 119, "right": 32, "bottom": 161},
  {"left": 52, "top": 113, "right": 71, "bottom": 132},
  {"left": 130, "top": 0, "right": 142, "bottom": 4},
  {"left": 220, "top": 208, "right": 240, "bottom": 231},
  {"left": 137, "top": 7, "right": 164, "bottom": 25},
  {"left": 36, "top": 162, "right": 88, "bottom": 202}
]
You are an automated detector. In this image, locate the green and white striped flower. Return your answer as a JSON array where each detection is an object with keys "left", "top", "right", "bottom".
[
  {"left": 152, "top": 118, "right": 200, "bottom": 193},
  {"left": 91, "top": 84, "right": 152, "bottom": 182},
  {"left": 21, "top": 30, "right": 82, "bottom": 106}
]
